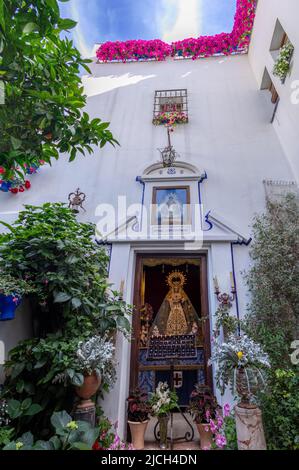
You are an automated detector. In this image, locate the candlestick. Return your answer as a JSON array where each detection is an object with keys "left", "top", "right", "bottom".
[
  {"left": 230, "top": 272, "right": 235, "bottom": 291},
  {"left": 119, "top": 280, "right": 125, "bottom": 299},
  {"left": 213, "top": 276, "right": 220, "bottom": 293}
]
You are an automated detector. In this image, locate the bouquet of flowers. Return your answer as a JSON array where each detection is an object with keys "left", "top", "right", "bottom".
[
  {"left": 149, "top": 382, "right": 178, "bottom": 417},
  {"left": 273, "top": 41, "right": 294, "bottom": 82}
]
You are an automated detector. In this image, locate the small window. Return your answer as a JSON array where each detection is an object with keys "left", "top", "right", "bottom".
[
  {"left": 152, "top": 186, "right": 190, "bottom": 226},
  {"left": 153, "top": 89, "right": 188, "bottom": 121},
  {"left": 261, "top": 68, "right": 279, "bottom": 104},
  {"left": 270, "top": 19, "right": 292, "bottom": 61}
]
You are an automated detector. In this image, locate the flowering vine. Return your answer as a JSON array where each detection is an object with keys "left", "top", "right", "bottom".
[
  {"left": 96, "top": 0, "right": 256, "bottom": 62},
  {"left": 0, "top": 160, "right": 45, "bottom": 194}
]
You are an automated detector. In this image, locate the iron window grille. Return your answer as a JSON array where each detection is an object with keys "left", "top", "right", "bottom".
[{"left": 153, "top": 89, "right": 188, "bottom": 121}]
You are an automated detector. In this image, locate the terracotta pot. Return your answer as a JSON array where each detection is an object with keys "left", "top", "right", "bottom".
[
  {"left": 196, "top": 423, "right": 213, "bottom": 450},
  {"left": 128, "top": 420, "right": 149, "bottom": 450},
  {"left": 75, "top": 372, "right": 101, "bottom": 401}
]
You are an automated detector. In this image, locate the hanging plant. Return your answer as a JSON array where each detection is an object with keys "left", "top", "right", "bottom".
[
  {"left": 152, "top": 111, "right": 188, "bottom": 127},
  {"left": 273, "top": 42, "right": 294, "bottom": 83}
]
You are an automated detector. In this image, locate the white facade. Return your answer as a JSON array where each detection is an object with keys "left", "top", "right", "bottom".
[{"left": 0, "top": 0, "right": 298, "bottom": 438}]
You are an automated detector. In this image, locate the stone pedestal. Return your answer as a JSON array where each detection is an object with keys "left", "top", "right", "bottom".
[
  {"left": 235, "top": 405, "right": 267, "bottom": 450},
  {"left": 73, "top": 401, "right": 96, "bottom": 427}
]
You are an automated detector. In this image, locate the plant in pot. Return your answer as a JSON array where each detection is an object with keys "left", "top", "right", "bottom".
[
  {"left": 127, "top": 388, "right": 150, "bottom": 450},
  {"left": 188, "top": 384, "right": 219, "bottom": 449},
  {"left": 0, "top": 272, "right": 36, "bottom": 321},
  {"left": 75, "top": 335, "right": 116, "bottom": 407},
  {"left": 149, "top": 382, "right": 178, "bottom": 449},
  {"left": 209, "top": 334, "right": 270, "bottom": 407}
]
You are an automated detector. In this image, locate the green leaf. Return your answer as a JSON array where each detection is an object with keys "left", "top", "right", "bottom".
[
  {"left": 58, "top": 18, "right": 77, "bottom": 30},
  {"left": 71, "top": 297, "right": 82, "bottom": 309},
  {"left": 23, "top": 22, "right": 38, "bottom": 34},
  {"left": 51, "top": 410, "right": 72, "bottom": 434},
  {"left": 7, "top": 399, "right": 22, "bottom": 419},
  {"left": 0, "top": 0, "right": 4, "bottom": 31},
  {"left": 71, "top": 442, "right": 91, "bottom": 450},
  {"left": 10, "top": 136, "right": 22, "bottom": 150},
  {"left": 25, "top": 404, "right": 43, "bottom": 416},
  {"left": 54, "top": 292, "right": 72, "bottom": 303},
  {"left": 71, "top": 373, "right": 84, "bottom": 387}
]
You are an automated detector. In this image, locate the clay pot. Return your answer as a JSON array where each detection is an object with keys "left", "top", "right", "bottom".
[
  {"left": 76, "top": 372, "right": 101, "bottom": 402},
  {"left": 128, "top": 420, "right": 149, "bottom": 450},
  {"left": 196, "top": 423, "right": 213, "bottom": 450}
]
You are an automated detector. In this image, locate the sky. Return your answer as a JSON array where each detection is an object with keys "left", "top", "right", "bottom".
[{"left": 59, "top": 0, "right": 237, "bottom": 57}]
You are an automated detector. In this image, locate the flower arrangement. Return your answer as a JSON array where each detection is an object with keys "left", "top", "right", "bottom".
[
  {"left": 97, "top": 39, "right": 172, "bottom": 63},
  {"left": 0, "top": 160, "right": 45, "bottom": 194},
  {"left": 152, "top": 111, "right": 188, "bottom": 127},
  {"left": 209, "top": 334, "right": 270, "bottom": 403},
  {"left": 188, "top": 385, "right": 219, "bottom": 424},
  {"left": 273, "top": 41, "right": 294, "bottom": 82},
  {"left": 149, "top": 382, "right": 178, "bottom": 417},
  {"left": 127, "top": 388, "right": 150, "bottom": 423},
  {"left": 76, "top": 335, "right": 116, "bottom": 388},
  {"left": 96, "top": 1, "right": 256, "bottom": 62}
]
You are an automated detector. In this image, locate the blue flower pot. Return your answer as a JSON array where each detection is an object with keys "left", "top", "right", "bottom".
[
  {"left": 0, "top": 181, "right": 12, "bottom": 192},
  {"left": 0, "top": 294, "right": 21, "bottom": 321}
]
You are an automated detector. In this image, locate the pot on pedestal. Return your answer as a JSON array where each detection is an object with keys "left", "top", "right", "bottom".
[
  {"left": 74, "top": 372, "right": 101, "bottom": 427},
  {"left": 128, "top": 420, "right": 149, "bottom": 450},
  {"left": 196, "top": 423, "right": 213, "bottom": 450}
]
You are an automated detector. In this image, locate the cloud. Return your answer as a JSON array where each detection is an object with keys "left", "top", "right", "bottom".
[
  {"left": 161, "top": 0, "right": 203, "bottom": 42},
  {"left": 69, "top": 0, "right": 94, "bottom": 57}
]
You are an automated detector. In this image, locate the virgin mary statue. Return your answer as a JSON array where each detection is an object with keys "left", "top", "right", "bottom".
[{"left": 149, "top": 271, "right": 201, "bottom": 337}]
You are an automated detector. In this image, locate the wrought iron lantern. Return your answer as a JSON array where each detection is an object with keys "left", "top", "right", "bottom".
[
  {"left": 158, "top": 128, "right": 180, "bottom": 168},
  {"left": 68, "top": 188, "right": 86, "bottom": 213}
]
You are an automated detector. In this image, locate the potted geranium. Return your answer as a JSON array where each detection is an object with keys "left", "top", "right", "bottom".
[
  {"left": 209, "top": 334, "right": 270, "bottom": 407},
  {"left": 188, "top": 384, "right": 219, "bottom": 449},
  {"left": 75, "top": 335, "right": 116, "bottom": 405},
  {"left": 127, "top": 388, "right": 150, "bottom": 450},
  {"left": 0, "top": 272, "right": 35, "bottom": 321},
  {"left": 149, "top": 382, "right": 178, "bottom": 449}
]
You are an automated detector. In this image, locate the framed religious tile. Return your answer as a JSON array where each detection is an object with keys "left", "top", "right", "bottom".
[{"left": 152, "top": 186, "right": 191, "bottom": 226}]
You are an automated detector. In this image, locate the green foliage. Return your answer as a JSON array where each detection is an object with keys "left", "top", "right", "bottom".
[
  {"left": 0, "top": 203, "right": 131, "bottom": 438},
  {"left": 188, "top": 385, "right": 219, "bottom": 424},
  {"left": 0, "top": 427, "right": 14, "bottom": 449},
  {"left": 213, "top": 304, "right": 239, "bottom": 339},
  {"left": 0, "top": 272, "right": 36, "bottom": 296},
  {"left": 3, "top": 410, "right": 99, "bottom": 450},
  {"left": 223, "top": 414, "right": 238, "bottom": 450},
  {"left": 273, "top": 42, "right": 294, "bottom": 82},
  {"left": 260, "top": 369, "right": 299, "bottom": 450},
  {"left": 245, "top": 194, "right": 299, "bottom": 449},
  {"left": 0, "top": 0, "right": 117, "bottom": 183}
]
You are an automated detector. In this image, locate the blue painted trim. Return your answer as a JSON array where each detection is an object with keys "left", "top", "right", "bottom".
[
  {"left": 204, "top": 210, "right": 213, "bottom": 231},
  {"left": 136, "top": 176, "right": 145, "bottom": 231}
]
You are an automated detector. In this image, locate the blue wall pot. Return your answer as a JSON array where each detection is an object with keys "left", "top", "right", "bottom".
[{"left": 0, "top": 294, "right": 21, "bottom": 321}]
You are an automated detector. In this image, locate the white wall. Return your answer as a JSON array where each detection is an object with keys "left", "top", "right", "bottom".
[{"left": 249, "top": 0, "right": 299, "bottom": 182}]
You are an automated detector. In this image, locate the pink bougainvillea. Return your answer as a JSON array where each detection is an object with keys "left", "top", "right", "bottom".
[{"left": 96, "top": 0, "right": 256, "bottom": 63}]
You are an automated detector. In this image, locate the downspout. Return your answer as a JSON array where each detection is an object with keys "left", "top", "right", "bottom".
[{"left": 136, "top": 176, "right": 145, "bottom": 231}]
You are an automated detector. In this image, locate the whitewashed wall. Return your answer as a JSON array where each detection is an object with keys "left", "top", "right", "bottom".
[
  {"left": 249, "top": 0, "right": 299, "bottom": 182},
  {"left": 0, "top": 42, "right": 296, "bottom": 432}
]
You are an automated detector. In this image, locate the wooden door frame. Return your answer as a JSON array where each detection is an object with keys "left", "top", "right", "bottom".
[{"left": 129, "top": 252, "right": 213, "bottom": 393}]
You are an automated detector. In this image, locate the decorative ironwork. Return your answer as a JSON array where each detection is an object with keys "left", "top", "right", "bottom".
[
  {"left": 213, "top": 274, "right": 236, "bottom": 308},
  {"left": 158, "top": 127, "right": 180, "bottom": 167},
  {"left": 153, "top": 89, "right": 188, "bottom": 119},
  {"left": 68, "top": 188, "right": 86, "bottom": 213}
]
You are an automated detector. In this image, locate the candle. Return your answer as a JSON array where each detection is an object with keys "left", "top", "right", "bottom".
[
  {"left": 213, "top": 276, "right": 219, "bottom": 292},
  {"left": 119, "top": 279, "right": 125, "bottom": 298},
  {"left": 230, "top": 272, "right": 235, "bottom": 291}
]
